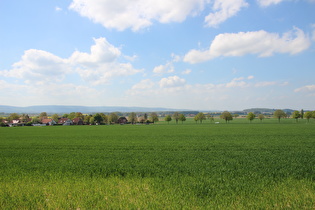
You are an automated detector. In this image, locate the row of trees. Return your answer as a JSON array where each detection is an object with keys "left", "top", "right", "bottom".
[
  {"left": 59, "top": 112, "right": 159, "bottom": 125},
  {"left": 2, "top": 109, "right": 315, "bottom": 126},
  {"left": 245, "top": 109, "right": 315, "bottom": 123},
  {"left": 164, "top": 112, "right": 216, "bottom": 124}
]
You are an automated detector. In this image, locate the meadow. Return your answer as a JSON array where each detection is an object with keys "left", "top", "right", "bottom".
[{"left": 1, "top": 118, "right": 315, "bottom": 209}]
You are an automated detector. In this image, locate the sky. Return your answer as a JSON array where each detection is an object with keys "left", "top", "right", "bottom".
[{"left": 0, "top": 0, "right": 315, "bottom": 111}]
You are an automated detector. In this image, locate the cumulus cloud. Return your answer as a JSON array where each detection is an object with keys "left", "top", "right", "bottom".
[
  {"left": 69, "top": 37, "right": 121, "bottom": 66},
  {"left": 69, "top": 37, "right": 142, "bottom": 85},
  {"left": 159, "top": 76, "right": 186, "bottom": 88},
  {"left": 257, "top": 0, "right": 284, "bottom": 7},
  {"left": 294, "top": 85, "right": 315, "bottom": 92},
  {"left": 257, "top": 0, "right": 315, "bottom": 7},
  {"left": 69, "top": 0, "right": 249, "bottom": 31},
  {"left": 205, "top": 0, "right": 248, "bottom": 27},
  {"left": 182, "top": 69, "right": 192, "bottom": 75},
  {"left": 69, "top": 0, "right": 205, "bottom": 31},
  {"left": 254, "top": 81, "right": 277, "bottom": 87},
  {"left": 0, "top": 49, "right": 70, "bottom": 84},
  {"left": 153, "top": 63, "right": 174, "bottom": 74},
  {"left": 1, "top": 37, "right": 142, "bottom": 85},
  {"left": 184, "top": 27, "right": 311, "bottom": 63},
  {"left": 55, "top": 6, "right": 62, "bottom": 11},
  {"left": 131, "top": 79, "right": 155, "bottom": 90}
]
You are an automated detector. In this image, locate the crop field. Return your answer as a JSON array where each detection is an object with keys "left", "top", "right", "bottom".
[{"left": 1, "top": 118, "right": 315, "bottom": 209}]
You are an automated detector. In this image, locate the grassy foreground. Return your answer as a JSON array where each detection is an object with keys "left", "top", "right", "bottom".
[{"left": 1, "top": 120, "right": 315, "bottom": 209}]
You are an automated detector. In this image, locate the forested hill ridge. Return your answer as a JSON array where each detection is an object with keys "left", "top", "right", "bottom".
[{"left": 0, "top": 105, "right": 188, "bottom": 114}]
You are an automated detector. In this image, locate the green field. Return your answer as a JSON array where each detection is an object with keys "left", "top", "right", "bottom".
[{"left": 1, "top": 118, "right": 315, "bottom": 209}]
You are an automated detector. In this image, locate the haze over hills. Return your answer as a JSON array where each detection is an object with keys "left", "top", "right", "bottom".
[
  {"left": 0, "top": 105, "right": 190, "bottom": 114},
  {"left": 0, "top": 105, "right": 300, "bottom": 114}
]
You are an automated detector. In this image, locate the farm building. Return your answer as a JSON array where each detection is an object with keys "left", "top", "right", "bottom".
[
  {"left": 58, "top": 118, "right": 73, "bottom": 126},
  {"left": 72, "top": 117, "right": 84, "bottom": 125},
  {"left": 41, "top": 119, "right": 56, "bottom": 126}
]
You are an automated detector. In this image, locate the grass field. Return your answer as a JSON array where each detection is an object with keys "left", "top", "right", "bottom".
[{"left": 1, "top": 118, "right": 315, "bottom": 209}]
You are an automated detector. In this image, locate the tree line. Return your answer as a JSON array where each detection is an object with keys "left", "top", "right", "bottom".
[{"left": 1, "top": 109, "right": 315, "bottom": 127}]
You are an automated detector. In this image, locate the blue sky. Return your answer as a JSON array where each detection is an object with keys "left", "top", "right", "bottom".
[{"left": 1, "top": 0, "right": 315, "bottom": 111}]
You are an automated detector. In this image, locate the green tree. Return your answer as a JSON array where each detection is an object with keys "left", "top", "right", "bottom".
[
  {"left": 128, "top": 112, "right": 137, "bottom": 124},
  {"left": 246, "top": 112, "right": 255, "bottom": 123},
  {"left": 196, "top": 112, "right": 206, "bottom": 123},
  {"left": 179, "top": 114, "right": 186, "bottom": 124},
  {"left": 220, "top": 111, "right": 233, "bottom": 123},
  {"left": 258, "top": 114, "right": 265, "bottom": 122},
  {"left": 84, "top": 115, "right": 91, "bottom": 124},
  {"left": 207, "top": 113, "right": 214, "bottom": 122},
  {"left": 301, "top": 109, "right": 304, "bottom": 119},
  {"left": 20, "top": 114, "right": 30, "bottom": 123},
  {"left": 39, "top": 112, "right": 48, "bottom": 120},
  {"left": 150, "top": 112, "right": 159, "bottom": 124},
  {"left": 8, "top": 113, "right": 20, "bottom": 122},
  {"left": 68, "top": 112, "right": 76, "bottom": 120},
  {"left": 100, "top": 113, "right": 108, "bottom": 124},
  {"left": 89, "top": 117, "right": 95, "bottom": 125},
  {"left": 75, "top": 112, "right": 84, "bottom": 119},
  {"left": 144, "top": 113, "right": 148, "bottom": 121},
  {"left": 233, "top": 114, "right": 239, "bottom": 118},
  {"left": 165, "top": 115, "right": 172, "bottom": 124},
  {"left": 194, "top": 115, "right": 198, "bottom": 124},
  {"left": 93, "top": 113, "right": 103, "bottom": 124},
  {"left": 32, "top": 117, "right": 40, "bottom": 124},
  {"left": 51, "top": 114, "right": 59, "bottom": 122},
  {"left": 0, "top": 117, "right": 6, "bottom": 127},
  {"left": 173, "top": 112, "right": 180, "bottom": 124},
  {"left": 62, "top": 113, "right": 69, "bottom": 118},
  {"left": 304, "top": 111, "right": 312, "bottom": 123},
  {"left": 274, "top": 109, "right": 286, "bottom": 123},
  {"left": 109, "top": 113, "right": 119, "bottom": 124},
  {"left": 292, "top": 111, "right": 301, "bottom": 123}
]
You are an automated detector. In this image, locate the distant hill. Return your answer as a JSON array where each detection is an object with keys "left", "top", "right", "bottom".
[
  {"left": 243, "top": 108, "right": 295, "bottom": 114},
  {"left": 0, "top": 105, "right": 187, "bottom": 114}
]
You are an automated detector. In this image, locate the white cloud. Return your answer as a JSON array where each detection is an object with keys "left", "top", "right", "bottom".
[
  {"left": 55, "top": 6, "right": 62, "bottom": 11},
  {"left": 182, "top": 69, "right": 192, "bottom": 75},
  {"left": 125, "top": 76, "right": 288, "bottom": 110},
  {"left": 159, "top": 76, "right": 186, "bottom": 88},
  {"left": 184, "top": 27, "right": 311, "bottom": 63},
  {"left": 131, "top": 79, "right": 155, "bottom": 90},
  {"left": 153, "top": 63, "right": 174, "bottom": 74},
  {"left": 171, "top": 53, "right": 181, "bottom": 62},
  {"left": 69, "top": 0, "right": 206, "bottom": 31},
  {"left": 205, "top": 0, "right": 248, "bottom": 27},
  {"left": 69, "top": 0, "right": 248, "bottom": 31},
  {"left": 257, "top": 0, "right": 284, "bottom": 7},
  {"left": 0, "top": 49, "right": 70, "bottom": 84},
  {"left": 152, "top": 53, "right": 181, "bottom": 75},
  {"left": 69, "top": 37, "right": 121, "bottom": 65},
  {"left": 254, "top": 81, "right": 277, "bottom": 87},
  {"left": 294, "top": 85, "right": 315, "bottom": 92},
  {"left": 257, "top": 0, "right": 315, "bottom": 7},
  {"left": 124, "top": 55, "right": 138, "bottom": 62},
  {"left": 1, "top": 37, "right": 142, "bottom": 86},
  {"left": 225, "top": 77, "right": 249, "bottom": 88},
  {"left": 69, "top": 38, "right": 142, "bottom": 85}
]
